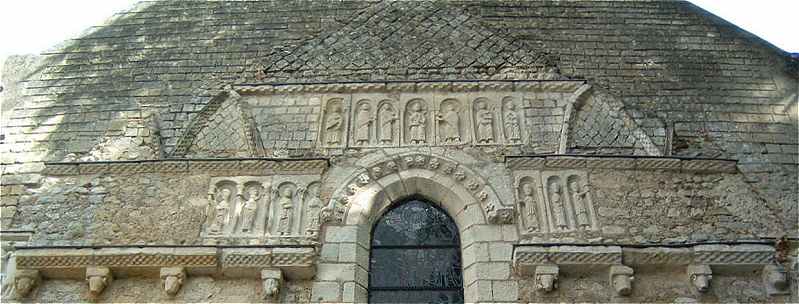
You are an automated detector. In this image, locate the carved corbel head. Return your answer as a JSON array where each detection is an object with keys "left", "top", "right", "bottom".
[
  {"left": 14, "top": 269, "right": 41, "bottom": 299},
  {"left": 534, "top": 265, "right": 559, "bottom": 293},
  {"left": 85, "top": 267, "right": 113, "bottom": 297},
  {"left": 687, "top": 265, "right": 712, "bottom": 293},
  {"left": 763, "top": 264, "right": 790, "bottom": 295},
  {"left": 260, "top": 269, "right": 283, "bottom": 301},
  {"left": 160, "top": 267, "right": 186, "bottom": 297},
  {"left": 609, "top": 265, "right": 634, "bottom": 296}
]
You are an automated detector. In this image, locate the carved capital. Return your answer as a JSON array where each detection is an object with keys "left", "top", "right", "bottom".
[
  {"left": 160, "top": 267, "right": 186, "bottom": 297},
  {"left": 260, "top": 268, "right": 283, "bottom": 302},
  {"left": 608, "top": 265, "right": 634, "bottom": 296},
  {"left": 534, "top": 265, "right": 559, "bottom": 293},
  {"left": 687, "top": 265, "right": 712, "bottom": 293},
  {"left": 85, "top": 267, "right": 113, "bottom": 297},
  {"left": 13, "top": 269, "right": 41, "bottom": 299}
]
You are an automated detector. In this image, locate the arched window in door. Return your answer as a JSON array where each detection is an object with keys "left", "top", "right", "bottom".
[{"left": 369, "top": 198, "right": 464, "bottom": 303}]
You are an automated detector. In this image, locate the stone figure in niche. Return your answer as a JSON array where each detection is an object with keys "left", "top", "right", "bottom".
[
  {"left": 210, "top": 188, "right": 232, "bottom": 233},
  {"left": 548, "top": 182, "right": 568, "bottom": 231},
  {"left": 274, "top": 185, "right": 295, "bottom": 235},
  {"left": 520, "top": 182, "right": 540, "bottom": 232},
  {"left": 378, "top": 103, "right": 397, "bottom": 144},
  {"left": 436, "top": 103, "right": 460, "bottom": 143},
  {"left": 240, "top": 185, "right": 261, "bottom": 233},
  {"left": 355, "top": 103, "right": 373, "bottom": 145},
  {"left": 408, "top": 102, "right": 427, "bottom": 144},
  {"left": 303, "top": 184, "right": 323, "bottom": 237},
  {"left": 475, "top": 101, "right": 494, "bottom": 143},
  {"left": 569, "top": 180, "right": 591, "bottom": 229},
  {"left": 504, "top": 102, "right": 522, "bottom": 144},
  {"left": 325, "top": 103, "right": 343, "bottom": 145}
]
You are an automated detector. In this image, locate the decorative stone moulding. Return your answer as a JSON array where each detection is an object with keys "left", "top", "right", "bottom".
[
  {"left": 42, "top": 158, "right": 328, "bottom": 176},
  {"left": 514, "top": 244, "right": 778, "bottom": 295},
  {"left": 329, "top": 152, "right": 512, "bottom": 226},
  {"left": 12, "top": 246, "right": 316, "bottom": 297},
  {"left": 235, "top": 79, "right": 587, "bottom": 95},
  {"left": 507, "top": 155, "right": 738, "bottom": 174}
]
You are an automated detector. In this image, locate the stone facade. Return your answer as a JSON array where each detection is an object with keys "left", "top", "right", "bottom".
[{"left": 1, "top": 1, "right": 797, "bottom": 303}]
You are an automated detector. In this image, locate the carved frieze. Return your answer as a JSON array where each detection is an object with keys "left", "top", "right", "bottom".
[
  {"left": 513, "top": 170, "right": 599, "bottom": 236},
  {"left": 202, "top": 175, "right": 323, "bottom": 244}
]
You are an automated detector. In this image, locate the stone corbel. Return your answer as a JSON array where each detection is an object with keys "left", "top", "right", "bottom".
[
  {"left": 687, "top": 265, "right": 712, "bottom": 293},
  {"left": 608, "top": 265, "right": 634, "bottom": 296},
  {"left": 534, "top": 265, "right": 559, "bottom": 293},
  {"left": 160, "top": 267, "right": 186, "bottom": 297},
  {"left": 85, "top": 267, "right": 113, "bottom": 297},
  {"left": 260, "top": 268, "right": 283, "bottom": 302},
  {"left": 763, "top": 264, "right": 790, "bottom": 296},
  {"left": 13, "top": 269, "right": 41, "bottom": 299}
]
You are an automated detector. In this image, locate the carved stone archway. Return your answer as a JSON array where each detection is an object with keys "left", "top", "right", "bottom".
[{"left": 317, "top": 151, "right": 517, "bottom": 303}]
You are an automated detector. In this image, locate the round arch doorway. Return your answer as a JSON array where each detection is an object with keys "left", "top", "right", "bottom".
[{"left": 368, "top": 198, "right": 464, "bottom": 303}]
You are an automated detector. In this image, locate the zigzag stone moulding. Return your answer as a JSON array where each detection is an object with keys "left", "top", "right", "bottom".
[
  {"left": 42, "top": 159, "right": 328, "bottom": 176},
  {"left": 329, "top": 152, "right": 512, "bottom": 225},
  {"left": 202, "top": 175, "right": 324, "bottom": 245},
  {"left": 235, "top": 80, "right": 585, "bottom": 95},
  {"left": 507, "top": 156, "right": 738, "bottom": 173},
  {"left": 14, "top": 246, "right": 317, "bottom": 280}
]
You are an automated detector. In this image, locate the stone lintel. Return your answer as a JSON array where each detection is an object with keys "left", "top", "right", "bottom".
[
  {"left": 507, "top": 155, "right": 738, "bottom": 173},
  {"left": 42, "top": 158, "right": 328, "bottom": 176},
  {"left": 14, "top": 246, "right": 317, "bottom": 280},
  {"left": 235, "top": 80, "right": 586, "bottom": 95}
]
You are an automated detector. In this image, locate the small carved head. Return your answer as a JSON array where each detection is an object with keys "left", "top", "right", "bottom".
[
  {"left": 506, "top": 101, "right": 516, "bottom": 110},
  {"left": 477, "top": 100, "right": 487, "bottom": 110},
  {"left": 548, "top": 182, "right": 561, "bottom": 194},
  {"left": 331, "top": 103, "right": 342, "bottom": 112},
  {"left": 160, "top": 268, "right": 185, "bottom": 297},
  {"left": 522, "top": 183, "right": 534, "bottom": 196},
  {"left": 247, "top": 186, "right": 261, "bottom": 200},
  {"left": 218, "top": 188, "right": 232, "bottom": 200},
  {"left": 445, "top": 104, "right": 455, "bottom": 112},
  {"left": 371, "top": 166, "right": 383, "bottom": 178},
  {"left": 280, "top": 186, "right": 293, "bottom": 198},
  {"left": 357, "top": 173, "right": 371, "bottom": 186},
  {"left": 569, "top": 181, "right": 580, "bottom": 191},
  {"left": 86, "top": 267, "right": 112, "bottom": 297},
  {"left": 609, "top": 265, "right": 634, "bottom": 296},
  {"left": 412, "top": 102, "right": 422, "bottom": 112},
  {"left": 263, "top": 278, "right": 279, "bottom": 299},
  {"left": 535, "top": 265, "right": 558, "bottom": 293},
  {"left": 361, "top": 103, "right": 371, "bottom": 111},
  {"left": 687, "top": 265, "right": 712, "bottom": 293},
  {"left": 385, "top": 161, "right": 398, "bottom": 171},
  {"left": 14, "top": 274, "right": 39, "bottom": 299}
]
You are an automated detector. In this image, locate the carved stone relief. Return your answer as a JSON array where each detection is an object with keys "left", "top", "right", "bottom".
[
  {"left": 351, "top": 100, "right": 374, "bottom": 146},
  {"left": 473, "top": 97, "right": 498, "bottom": 145},
  {"left": 202, "top": 175, "right": 322, "bottom": 244},
  {"left": 502, "top": 96, "right": 524, "bottom": 145},
  {"left": 435, "top": 98, "right": 465, "bottom": 144},
  {"left": 376, "top": 100, "right": 399, "bottom": 146},
  {"left": 513, "top": 170, "right": 599, "bottom": 236},
  {"left": 320, "top": 98, "right": 348, "bottom": 148},
  {"left": 404, "top": 99, "right": 430, "bottom": 145}
]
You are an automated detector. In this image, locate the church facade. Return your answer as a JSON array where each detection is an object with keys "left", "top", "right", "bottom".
[{"left": 1, "top": 1, "right": 797, "bottom": 302}]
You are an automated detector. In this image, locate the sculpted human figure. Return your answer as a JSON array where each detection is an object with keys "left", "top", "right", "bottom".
[
  {"left": 303, "top": 185, "right": 323, "bottom": 237},
  {"left": 240, "top": 185, "right": 261, "bottom": 232},
  {"left": 325, "top": 103, "right": 343, "bottom": 145},
  {"left": 505, "top": 102, "right": 522, "bottom": 144},
  {"left": 549, "top": 182, "right": 567, "bottom": 230},
  {"left": 475, "top": 101, "right": 494, "bottom": 143},
  {"left": 436, "top": 103, "right": 460, "bottom": 143},
  {"left": 569, "top": 181, "right": 591, "bottom": 229},
  {"left": 276, "top": 186, "right": 294, "bottom": 235},
  {"left": 408, "top": 102, "right": 427, "bottom": 144},
  {"left": 378, "top": 104, "right": 397, "bottom": 144},
  {"left": 521, "top": 183, "right": 540, "bottom": 232},
  {"left": 211, "top": 188, "right": 232, "bottom": 233},
  {"left": 355, "top": 103, "right": 372, "bottom": 145}
]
